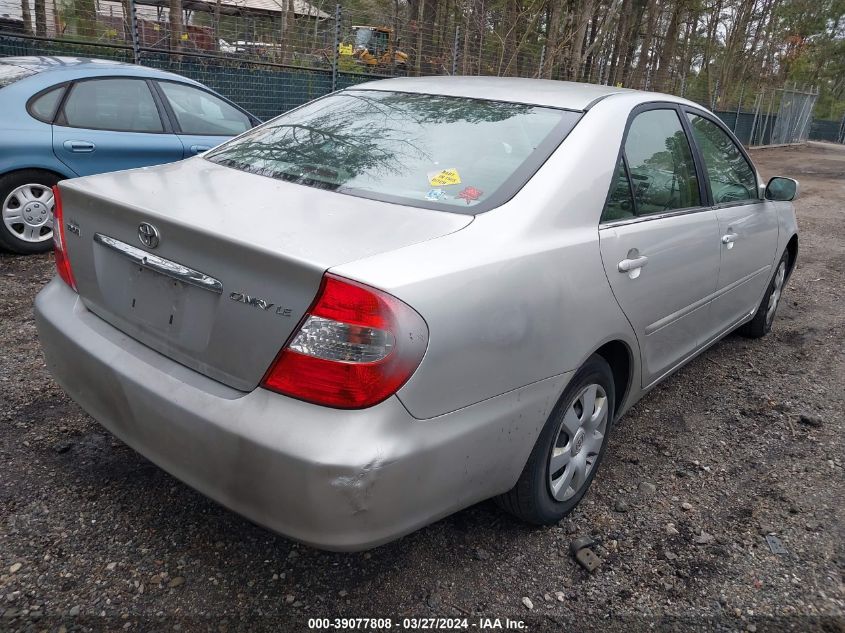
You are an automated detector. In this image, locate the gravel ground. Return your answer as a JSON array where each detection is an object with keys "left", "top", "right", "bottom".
[{"left": 1, "top": 143, "right": 843, "bottom": 633}]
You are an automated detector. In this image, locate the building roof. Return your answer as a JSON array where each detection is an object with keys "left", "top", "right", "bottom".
[
  {"left": 351, "top": 76, "right": 635, "bottom": 111},
  {"left": 132, "top": 0, "right": 331, "bottom": 19}
]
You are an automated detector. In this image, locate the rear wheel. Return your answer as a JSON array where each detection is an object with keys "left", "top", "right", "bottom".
[
  {"left": 739, "top": 250, "right": 789, "bottom": 339},
  {"left": 0, "top": 170, "right": 61, "bottom": 254},
  {"left": 497, "top": 355, "right": 614, "bottom": 524}
]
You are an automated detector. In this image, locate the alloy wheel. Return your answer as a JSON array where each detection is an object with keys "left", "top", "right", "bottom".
[{"left": 2, "top": 184, "right": 54, "bottom": 244}]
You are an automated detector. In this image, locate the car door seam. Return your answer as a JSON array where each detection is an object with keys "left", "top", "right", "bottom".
[{"left": 596, "top": 227, "right": 644, "bottom": 374}]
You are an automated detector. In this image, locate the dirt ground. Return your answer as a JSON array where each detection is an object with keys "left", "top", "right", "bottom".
[{"left": 0, "top": 143, "right": 843, "bottom": 633}]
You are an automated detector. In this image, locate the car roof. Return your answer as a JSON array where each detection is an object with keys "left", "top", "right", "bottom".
[
  {"left": 348, "top": 76, "right": 706, "bottom": 113},
  {"left": 0, "top": 56, "right": 202, "bottom": 85},
  {"left": 351, "top": 76, "right": 640, "bottom": 111}
]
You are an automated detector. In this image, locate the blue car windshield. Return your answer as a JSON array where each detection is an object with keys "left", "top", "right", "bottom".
[{"left": 205, "top": 90, "right": 580, "bottom": 214}]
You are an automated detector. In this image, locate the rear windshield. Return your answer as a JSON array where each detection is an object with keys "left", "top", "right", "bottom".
[
  {"left": 0, "top": 63, "right": 36, "bottom": 88},
  {"left": 206, "top": 90, "right": 579, "bottom": 214}
]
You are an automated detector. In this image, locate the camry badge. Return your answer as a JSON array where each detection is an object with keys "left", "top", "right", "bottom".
[
  {"left": 230, "top": 292, "right": 293, "bottom": 317},
  {"left": 138, "top": 222, "right": 160, "bottom": 249}
]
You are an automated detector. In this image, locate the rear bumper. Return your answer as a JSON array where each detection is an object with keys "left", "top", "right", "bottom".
[{"left": 35, "top": 278, "right": 569, "bottom": 550}]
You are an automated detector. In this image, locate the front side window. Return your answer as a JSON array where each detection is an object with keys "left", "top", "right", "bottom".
[
  {"left": 158, "top": 82, "right": 252, "bottom": 136},
  {"left": 206, "top": 90, "right": 579, "bottom": 214},
  {"left": 60, "top": 78, "right": 163, "bottom": 133},
  {"left": 624, "top": 109, "right": 701, "bottom": 215},
  {"left": 686, "top": 113, "right": 757, "bottom": 203}
]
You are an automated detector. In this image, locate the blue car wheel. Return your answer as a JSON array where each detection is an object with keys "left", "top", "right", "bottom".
[{"left": 0, "top": 169, "right": 60, "bottom": 254}]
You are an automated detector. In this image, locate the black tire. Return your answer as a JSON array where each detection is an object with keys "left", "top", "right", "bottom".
[
  {"left": 739, "top": 250, "right": 790, "bottom": 339},
  {"left": 496, "top": 354, "right": 615, "bottom": 525},
  {"left": 0, "top": 169, "right": 61, "bottom": 255}
]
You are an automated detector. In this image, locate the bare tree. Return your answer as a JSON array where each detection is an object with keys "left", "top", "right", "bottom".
[
  {"left": 169, "top": 0, "right": 182, "bottom": 51},
  {"left": 34, "top": 0, "right": 46, "bottom": 36},
  {"left": 653, "top": 0, "right": 684, "bottom": 92},
  {"left": 542, "top": 0, "right": 563, "bottom": 79},
  {"left": 567, "top": 0, "right": 595, "bottom": 81},
  {"left": 20, "top": 0, "right": 32, "bottom": 35}
]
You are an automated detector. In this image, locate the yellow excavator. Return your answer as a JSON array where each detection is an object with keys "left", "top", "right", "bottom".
[{"left": 339, "top": 26, "right": 408, "bottom": 69}]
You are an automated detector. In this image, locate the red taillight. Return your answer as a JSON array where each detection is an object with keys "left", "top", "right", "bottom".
[
  {"left": 52, "top": 185, "right": 77, "bottom": 292},
  {"left": 262, "top": 274, "right": 428, "bottom": 409}
]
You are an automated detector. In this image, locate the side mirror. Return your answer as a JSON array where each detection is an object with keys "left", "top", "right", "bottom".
[{"left": 765, "top": 177, "right": 799, "bottom": 202}]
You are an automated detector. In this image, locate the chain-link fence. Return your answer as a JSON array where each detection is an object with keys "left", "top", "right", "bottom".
[
  {"left": 810, "top": 114, "right": 845, "bottom": 144},
  {"left": 0, "top": 0, "right": 381, "bottom": 119},
  {"left": 0, "top": 0, "right": 826, "bottom": 145},
  {"left": 711, "top": 84, "right": 819, "bottom": 147}
]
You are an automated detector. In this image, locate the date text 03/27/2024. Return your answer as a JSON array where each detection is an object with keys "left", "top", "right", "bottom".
[{"left": 307, "top": 618, "right": 528, "bottom": 630}]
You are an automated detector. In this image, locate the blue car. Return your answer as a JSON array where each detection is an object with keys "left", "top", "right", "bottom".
[{"left": 0, "top": 56, "right": 259, "bottom": 253}]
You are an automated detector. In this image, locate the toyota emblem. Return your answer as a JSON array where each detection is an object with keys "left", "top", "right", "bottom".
[{"left": 138, "top": 222, "right": 160, "bottom": 249}]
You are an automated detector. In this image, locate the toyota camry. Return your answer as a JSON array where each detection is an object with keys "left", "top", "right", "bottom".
[{"left": 35, "top": 77, "right": 799, "bottom": 550}]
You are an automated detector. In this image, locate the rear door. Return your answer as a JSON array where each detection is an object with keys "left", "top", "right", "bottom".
[
  {"left": 599, "top": 105, "right": 721, "bottom": 387},
  {"left": 684, "top": 110, "right": 779, "bottom": 330},
  {"left": 52, "top": 77, "right": 184, "bottom": 176},
  {"left": 153, "top": 80, "right": 253, "bottom": 157}
]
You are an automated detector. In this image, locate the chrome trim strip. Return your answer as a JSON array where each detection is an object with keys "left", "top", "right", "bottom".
[
  {"left": 644, "top": 264, "right": 769, "bottom": 336},
  {"left": 599, "top": 205, "right": 713, "bottom": 229},
  {"left": 598, "top": 199, "right": 766, "bottom": 230},
  {"left": 93, "top": 233, "right": 223, "bottom": 294},
  {"left": 712, "top": 198, "right": 765, "bottom": 211}
]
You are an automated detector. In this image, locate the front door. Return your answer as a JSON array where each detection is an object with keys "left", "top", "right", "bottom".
[
  {"left": 52, "top": 77, "right": 183, "bottom": 177},
  {"left": 152, "top": 80, "right": 253, "bottom": 158},
  {"left": 599, "top": 107, "right": 721, "bottom": 387},
  {"left": 684, "top": 111, "right": 780, "bottom": 330}
]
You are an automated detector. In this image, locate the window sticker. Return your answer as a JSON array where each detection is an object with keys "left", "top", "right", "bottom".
[
  {"left": 456, "top": 186, "right": 483, "bottom": 204},
  {"left": 427, "top": 168, "right": 462, "bottom": 187},
  {"left": 425, "top": 188, "right": 448, "bottom": 201}
]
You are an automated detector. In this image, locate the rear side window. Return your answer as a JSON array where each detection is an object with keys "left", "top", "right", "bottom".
[
  {"left": 206, "top": 90, "right": 580, "bottom": 214},
  {"left": 158, "top": 81, "right": 251, "bottom": 136},
  {"left": 623, "top": 109, "right": 700, "bottom": 215},
  {"left": 686, "top": 113, "right": 757, "bottom": 203},
  {"left": 59, "top": 78, "right": 164, "bottom": 133},
  {"left": 602, "top": 157, "right": 636, "bottom": 222},
  {"left": 29, "top": 85, "right": 66, "bottom": 122}
]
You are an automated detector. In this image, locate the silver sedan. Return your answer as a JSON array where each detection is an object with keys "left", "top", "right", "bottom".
[{"left": 35, "top": 77, "right": 798, "bottom": 550}]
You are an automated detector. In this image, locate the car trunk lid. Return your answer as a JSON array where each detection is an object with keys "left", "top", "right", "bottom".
[{"left": 60, "top": 158, "right": 471, "bottom": 391}]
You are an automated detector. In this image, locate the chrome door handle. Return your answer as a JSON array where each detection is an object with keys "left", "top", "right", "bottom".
[
  {"left": 618, "top": 255, "right": 649, "bottom": 273},
  {"left": 63, "top": 140, "right": 96, "bottom": 153},
  {"left": 721, "top": 233, "right": 738, "bottom": 244}
]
